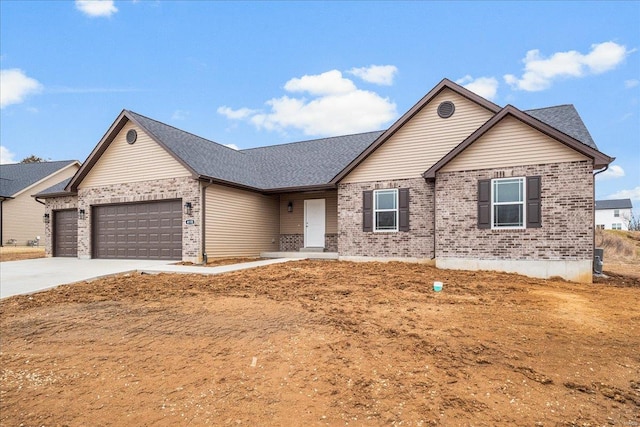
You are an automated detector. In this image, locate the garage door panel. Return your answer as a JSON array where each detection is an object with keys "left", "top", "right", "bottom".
[
  {"left": 53, "top": 210, "right": 78, "bottom": 257},
  {"left": 93, "top": 200, "right": 182, "bottom": 260}
]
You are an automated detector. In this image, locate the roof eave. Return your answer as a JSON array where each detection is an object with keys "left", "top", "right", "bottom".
[{"left": 32, "top": 191, "right": 78, "bottom": 199}]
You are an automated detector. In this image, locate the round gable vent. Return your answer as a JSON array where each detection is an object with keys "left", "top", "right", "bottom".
[
  {"left": 437, "top": 101, "right": 455, "bottom": 119},
  {"left": 126, "top": 129, "right": 137, "bottom": 144}
]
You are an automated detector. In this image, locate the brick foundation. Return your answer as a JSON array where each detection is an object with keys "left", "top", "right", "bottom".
[{"left": 279, "top": 233, "right": 338, "bottom": 252}]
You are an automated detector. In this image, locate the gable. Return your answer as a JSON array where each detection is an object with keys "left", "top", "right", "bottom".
[
  {"left": 342, "top": 88, "right": 495, "bottom": 183},
  {"left": 79, "top": 121, "right": 191, "bottom": 189},
  {"left": 439, "top": 115, "right": 588, "bottom": 173}
]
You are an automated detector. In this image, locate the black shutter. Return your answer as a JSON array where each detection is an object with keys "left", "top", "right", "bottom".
[
  {"left": 526, "top": 176, "right": 542, "bottom": 228},
  {"left": 477, "top": 179, "right": 491, "bottom": 229},
  {"left": 398, "top": 188, "right": 410, "bottom": 231},
  {"left": 363, "top": 190, "right": 373, "bottom": 232}
]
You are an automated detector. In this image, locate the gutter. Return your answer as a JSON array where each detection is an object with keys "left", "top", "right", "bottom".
[{"left": 34, "top": 196, "right": 45, "bottom": 206}]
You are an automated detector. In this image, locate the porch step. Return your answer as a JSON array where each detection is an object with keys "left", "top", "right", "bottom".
[
  {"left": 261, "top": 251, "right": 339, "bottom": 260},
  {"left": 299, "top": 247, "right": 324, "bottom": 253}
]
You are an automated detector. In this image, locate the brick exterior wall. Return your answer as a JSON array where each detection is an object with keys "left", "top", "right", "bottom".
[
  {"left": 76, "top": 177, "right": 201, "bottom": 261},
  {"left": 338, "top": 178, "right": 435, "bottom": 258},
  {"left": 279, "top": 233, "right": 338, "bottom": 252},
  {"left": 44, "top": 195, "right": 78, "bottom": 257},
  {"left": 435, "top": 161, "right": 593, "bottom": 261}
]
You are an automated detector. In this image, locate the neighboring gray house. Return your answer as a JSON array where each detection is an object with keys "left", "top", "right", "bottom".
[
  {"left": 37, "top": 79, "right": 613, "bottom": 283},
  {"left": 0, "top": 161, "right": 80, "bottom": 247},
  {"left": 595, "top": 199, "right": 633, "bottom": 230}
]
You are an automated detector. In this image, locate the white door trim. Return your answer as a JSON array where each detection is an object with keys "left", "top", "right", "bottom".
[{"left": 304, "top": 199, "right": 325, "bottom": 248}]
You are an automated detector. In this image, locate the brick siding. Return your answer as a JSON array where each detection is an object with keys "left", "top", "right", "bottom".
[
  {"left": 338, "top": 178, "right": 435, "bottom": 258},
  {"left": 435, "top": 161, "right": 593, "bottom": 261},
  {"left": 279, "top": 233, "right": 338, "bottom": 252},
  {"left": 76, "top": 177, "right": 201, "bottom": 261}
]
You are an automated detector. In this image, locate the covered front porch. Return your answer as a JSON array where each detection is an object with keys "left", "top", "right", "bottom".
[{"left": 277, "top": 189, "right": 338, "bottom": 252}]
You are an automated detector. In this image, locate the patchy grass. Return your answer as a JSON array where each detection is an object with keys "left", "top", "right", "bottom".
[{"left": 0, "top": 246, "right": 45, "bottom": 262}]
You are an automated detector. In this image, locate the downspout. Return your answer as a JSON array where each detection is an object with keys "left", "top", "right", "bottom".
[
  {"left": 201, "top": 179, "right": 215, "bottom": 265},
  {"left": 0, "top": 199, "right": 3, "bottom": 247},
  {"left": 592, "top": 165, "right": 609, "bottom": 271},
  {"left": 34, "top": 196, "right": 46, "bottom": 205}
]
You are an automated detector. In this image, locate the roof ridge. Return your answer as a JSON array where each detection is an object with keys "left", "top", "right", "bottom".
[
  {"left": 240, "top": 130, "right": 385, "bottom": 152},
  {"left": 126, "top": 110, "right": 245, "bottom": 155},
  {"left": 524, "top": 104, "right": 574, "bottom": 112}
]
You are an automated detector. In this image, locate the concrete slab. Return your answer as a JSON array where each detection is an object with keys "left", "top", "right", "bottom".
[
  {"left": 261, "top": 251, "right": 338, "bottom": 260},
  {"left": 0, "top": 257, "right": 307, "bottom": 299}
]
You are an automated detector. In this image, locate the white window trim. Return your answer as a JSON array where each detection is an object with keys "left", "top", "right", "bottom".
[
  {"left": 614, "top": 209, "right": 620, "bottom": 217},
  {"left": 491, "top": 177, "right": 526, "bottom": 230},
  {"left": 373, "top": 188, "right": 398, "bottom": 232}
]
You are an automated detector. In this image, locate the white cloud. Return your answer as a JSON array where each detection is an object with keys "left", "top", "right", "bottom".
[
  {"left": 224, "top": 143, "right": 239, "bottom": 150},
  {"left": 0, "top": 69, "right": 43, "bottom": 108},
  {"left": 625, "top": 79, "right": 639, "bottom": 89},
  {"left": 596, "top": 165, "right": 625, "bottom": 181},
  {"left": 218, "top": 69, "right": 397, "bottom": 137},
  {"left": 456, "top": 75, "right": 499, "bottom": 100},
  {"left": 75, "top": 0, "right": 117, "bottom": 17},
  {"left": 172, "top": 110, "right": 189, "bottom": 120},
  {"left": 607, "top": 186, "right": 640, "bottom": 202},
  {"left": 348, "top": 65, "right": 398, "bottom": 86},
  {"left": 284, "top": 70, "right": 356, "bottom": 95},
  {"left": 217, "top": 106, "right": 258, "bottom": 120},
  {"left": 504, "top": 41, "right": 631, "bottom": 91},
  {"left": 0, "top": 146, "right": 17, "bottom": 164}
]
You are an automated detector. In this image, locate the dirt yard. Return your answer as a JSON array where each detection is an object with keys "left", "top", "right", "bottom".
[
  {"left": 0, "top": 246, "right": 45, "bottom": 262},
  {"left": 1, "top": 261, "right": 638, "bottom": 426}
]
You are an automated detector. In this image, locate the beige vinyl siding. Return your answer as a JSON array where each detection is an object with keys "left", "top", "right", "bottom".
[
  {"left": 205, "top": 184, "right": 279, "bottom": 258},
  {"left": 279, "top": 191, "right": 338, "bottom": 234},
  {"left": 2, "top": 164, "right": 79, "bottom": 246},
  {"left": 343, "top": 89, "right": 494, "bottom": 183},
  {"left": 440, "top": 116, "right": 588, "bottom": 172},
  {"left": 80, "top": 122, "right": 191, "bottom": 189}
]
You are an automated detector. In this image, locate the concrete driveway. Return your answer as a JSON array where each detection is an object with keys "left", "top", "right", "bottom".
[{"left": 0, "top": 258, "right": 172, "bottom": 299}]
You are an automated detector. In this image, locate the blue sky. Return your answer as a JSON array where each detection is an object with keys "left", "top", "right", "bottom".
[{"left": 1, "top": 1, "right": 638, "bottom": 208}]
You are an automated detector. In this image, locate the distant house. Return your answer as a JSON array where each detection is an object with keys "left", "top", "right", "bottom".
[
  {"left": 595, "top": 199, "right": 633, "bottom": 230},
  {"left": 0, "top": 161, "right": 80, "bottom": 246},
  {"left": 37, "top": 79, "right": 614, "bottom": 282}
]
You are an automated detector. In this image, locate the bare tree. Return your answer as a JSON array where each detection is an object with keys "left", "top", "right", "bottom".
[{"left": 20, "top": 155, "right": 45, "bottom": 163}]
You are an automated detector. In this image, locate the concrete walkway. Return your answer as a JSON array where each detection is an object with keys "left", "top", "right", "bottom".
[{"left": 0, "top": 257, "right": 304, "bottom": 299}]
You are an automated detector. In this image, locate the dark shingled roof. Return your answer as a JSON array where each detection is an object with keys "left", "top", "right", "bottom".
[
  {"left": 34, "top": 177, "right": 74, "bottom": 198},
  {"left": 595, "top": 199, "right": 633, "bottom": 210},
  {"left": 241, "top": 132, "right": 384, "bottom": 189},
  {"left": 128, "top": 110, "right": 382, "bottom": 190},
  {"left": 63, "top": 96, "right": 606, "bottom": 195},
  {"left": 0, "top": 161, "right": 78, "bottom": 198},
  {"left": 525, "top": 105, "right": 598, "bottom": 150}
]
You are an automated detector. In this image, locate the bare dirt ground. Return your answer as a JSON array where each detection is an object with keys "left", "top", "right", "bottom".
[
  {"left": 1, "top": 261, "right": 638, "bottom": 426},
  {"left": 0, "top": 246, "right": 45, "bottom": 262}
]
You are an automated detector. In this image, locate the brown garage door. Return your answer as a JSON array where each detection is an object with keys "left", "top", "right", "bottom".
[
  {"left": 54, "top": 209, "right": 78, "bottom": 257},
  {"left": 93, "top": 200, "right": 182, "bottom": 260}
]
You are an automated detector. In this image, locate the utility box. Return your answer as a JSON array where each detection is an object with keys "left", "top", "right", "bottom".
[{"left": 594, "top": 248, "right": 604, "bottom": 274}]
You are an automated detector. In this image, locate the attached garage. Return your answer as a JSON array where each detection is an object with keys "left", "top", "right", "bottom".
[
  {"left": 92, "top": 199, "right": 182, "bottom": 260},
  {"left": 53, "top": 209, "right": 78, "bottom": 257}
]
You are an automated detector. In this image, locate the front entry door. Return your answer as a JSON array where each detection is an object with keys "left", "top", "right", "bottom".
[{"left": 304, "top": 199, "right": 325, "bottom": 248}]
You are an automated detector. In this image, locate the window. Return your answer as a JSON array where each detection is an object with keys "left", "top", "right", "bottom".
[
  {"left": 362, "top": 188, "right": 410, "bottom": 232},
  {"left": 612, "top": 223, "right": 622, "bottom": 230},
  {"left": 477, "top": 176, "right": 541, "bottom": 230},
  {"left": 492, "top": 178, "right": 525, "bottom": 228},
  {"left": 374, "top": 189, "right": 398, "bottom": 232},
  {"left": 596, "top": 224, "right": 605, "bottom": 230},
  {"left": 614, "top": 209, "right": 620, "bottom": 217}
]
